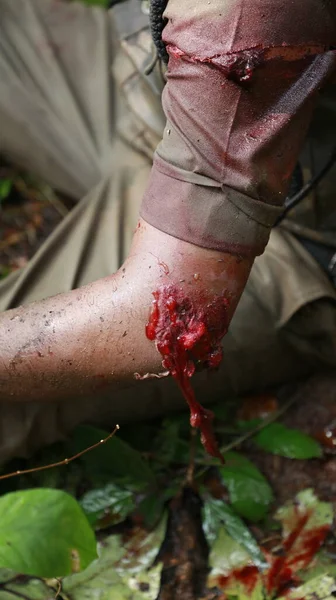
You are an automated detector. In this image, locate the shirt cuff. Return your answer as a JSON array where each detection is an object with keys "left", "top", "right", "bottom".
[{"left": 140, "top": 157, "right": 283, "bottom": 257}]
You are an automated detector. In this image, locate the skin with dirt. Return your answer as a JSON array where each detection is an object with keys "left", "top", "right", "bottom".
[{"left": 0, "top": 219, "right": 252, "bottom": 405}]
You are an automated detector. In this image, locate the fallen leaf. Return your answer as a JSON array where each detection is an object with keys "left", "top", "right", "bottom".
[
  {"left": 254, "top": 423, "right": 322, "bottom": 459},
  {"left": 219, "top": 451, "right": 274, "bottom": 521},
  {"left": 0, "top": 489, "right": 97, "bottom": 577}
]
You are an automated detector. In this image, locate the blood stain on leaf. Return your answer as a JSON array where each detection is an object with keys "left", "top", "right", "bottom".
[
  {"left": 207, "top": 489, "right": 333, "bottom": 599},
  {"left": 217, "top": 565, "right": 260, "bottom": 594},
  {"left": 266, "top": 489, "right": 333, "bottom": 595}
]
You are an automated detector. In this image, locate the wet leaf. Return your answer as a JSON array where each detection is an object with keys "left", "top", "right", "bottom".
[
  {"left": 277, "top": 573, "right": 336, "bottom": 600},
  {"left": 115, "top": 519, "right": 166, "bottom": 575},
  {"left": 203, "top": 496, "right": 268, "bottom": 569},
  {"left": 275, "top": 488, "right": 333, "bottom": 570},
  {"left": 265, "top": 489, "right": 333, "bottom": 594},
  {"left": 80, "top": 484, "right": 135, "bottom": 529},
  {"left": 63, "top": 516, "right": 167, "bottom": 600},
  {"left": 71, "top": 425, "right": 156, "bottom": 487},
  {"left": 208, "top": 527, "right": 264, "bottom": 599},
  {"left": 300, "top": 551, "right": 336, "bottom": 582},
  {"left": 219, "top": 451, "right": 273, "bottom": 522},
  {"left": 0, "top": 569, "right": 52, "bottom": 600},
  {"left": 0, "top": 489, "right": 97, "bottom": 577},
  {"left": 207, "top": 489, "right": 334, "bottom": 600},
  {"left": 254, "top": 423, "right": 322, "bottom": 459},
  {"left": 277, "top": 488, "right": 333, "bottom": 531}
]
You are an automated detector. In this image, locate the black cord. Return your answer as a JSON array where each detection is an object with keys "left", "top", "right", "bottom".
[
  {"left": 275, "top": 148, "right": 336, "bottom": 226},
  {"left": 149, "top": 0, "right": 169, "bottom": 64}
]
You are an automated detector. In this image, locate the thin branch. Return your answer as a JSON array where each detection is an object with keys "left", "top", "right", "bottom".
[
  {"left": 0, "top": 425, "right": 120, "bottom": 481},
  {"left": 220, "top": 396, "right": 297, "bottom": 454},
  {"left": 54, "top": 579, "right": 62, "bottom": 600},
  {"left": 196, "top": 396, "right": 298, "bottom": 468}
]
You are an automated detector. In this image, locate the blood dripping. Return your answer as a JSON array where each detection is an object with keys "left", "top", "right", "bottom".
[{"left": 146, "top": 285, "right": 229, "bottom": 462}]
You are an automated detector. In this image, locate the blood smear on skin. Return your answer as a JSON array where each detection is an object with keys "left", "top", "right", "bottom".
[{"left": 146, "top": 284, "right": 229, "bottom": 462}]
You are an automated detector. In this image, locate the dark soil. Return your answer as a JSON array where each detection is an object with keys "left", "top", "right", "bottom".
[
  {"left": 0, "top": 162, "right": 69, "bottom": 279},
  {"left": 249, "top": 373, "right": 336, "bottom": 512}
]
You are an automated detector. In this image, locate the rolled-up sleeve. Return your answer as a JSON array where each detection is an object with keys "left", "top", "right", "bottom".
[{"left": 140, "top": 0, "right": 336, "bottom": 257}]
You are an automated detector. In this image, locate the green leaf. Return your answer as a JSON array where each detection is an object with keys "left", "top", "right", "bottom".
[
  {"left": 0, "top": 569, "right": 52, "bottom": 600},
  {"left": 203, "top": 497, "right": 268, "bottom": 569},
  {"left": 300, "top": 550, "right": 336, "bottom": 582},
  {"left": 207, "top": 489, "right": 334, "bottom": 600},
  {"left": 219, "top": 451, "right": 273, "bottom": 522},
  {"left": 274, "top": 489, "right": 333, "bottom": 572},
  {"left": 80, "top": 483, "right": 135, "bottom": 528},
  {"left": 263, "top": 489, "right": 333, "bottom": 595},
  {"left": 71, "top": 425, "right": 156, "bottom": 487},
  {"left": 208, "top": 527, "right": 264, "bottom": 600},
  {"left": 254, "top": 423, "right": 322, "bottom": 459},
  {"left": 0, "top": 489, "right": 97, "bottom": 577},
  {"left": 63, "top": 516, "right": 167, "bottom": 600},
  {"left": 277, "top": 574, "right": 336, "bottom": 600},
  {"left": 0, "top": 179, "right": 12, "bottom": 202}
]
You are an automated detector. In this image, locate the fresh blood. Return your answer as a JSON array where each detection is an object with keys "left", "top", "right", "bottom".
[
  {"left": 215, "top": 520, "right": 330, "bottom": 597},
  {"left": 146, "top": 284, "right": 229, "bottom": 462},
  {"left": 217, "top": 565, "right": 260, "bottom": 594},
  {"left": 266, "top": 509, "right": 330, "bottom": 596}
]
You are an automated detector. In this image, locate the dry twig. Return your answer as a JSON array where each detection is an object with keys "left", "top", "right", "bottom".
[{"left": 0, "top": 425, "right": 120, "bottom": 481}]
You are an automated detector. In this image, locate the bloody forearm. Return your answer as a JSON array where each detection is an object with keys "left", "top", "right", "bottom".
[{"left": 0, "top": 220, "right": 252, "bottom": 403}]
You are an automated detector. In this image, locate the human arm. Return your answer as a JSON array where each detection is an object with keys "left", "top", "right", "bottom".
[
  {"left": 0, "top": 0, "right": 335, "bottom": 404},
  {"left": 0, "top": 219, "right": 252, "bottom": 402}
]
